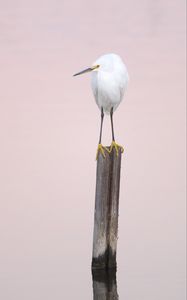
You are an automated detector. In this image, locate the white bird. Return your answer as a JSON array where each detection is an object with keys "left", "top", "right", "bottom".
[{"left": 73, "top": 53, "right": 129, "bottom": 158}]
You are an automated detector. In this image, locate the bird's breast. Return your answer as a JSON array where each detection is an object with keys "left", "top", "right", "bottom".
[{"left": 91, "top": 70, "right": 128, "bottom": 114}]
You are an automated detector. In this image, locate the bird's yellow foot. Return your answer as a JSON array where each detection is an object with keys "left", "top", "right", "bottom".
[
  {"left": 96, "top": 144, "right": 110, "bottom": 160},
  {"left": 109, "top": 141, "right": 124, "bottom": 156}
]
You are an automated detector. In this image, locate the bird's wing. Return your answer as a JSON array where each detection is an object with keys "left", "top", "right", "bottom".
[
  {"left": 119, "top": 71, "right": 129, "bottom": 100},
  {"left": 119, "top": 82, "right": 125, "bottom": 100}
]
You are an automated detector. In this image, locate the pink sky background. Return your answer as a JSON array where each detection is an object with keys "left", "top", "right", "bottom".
[{"left": 0, "top": 0, "right": 186, "bottom": 299}]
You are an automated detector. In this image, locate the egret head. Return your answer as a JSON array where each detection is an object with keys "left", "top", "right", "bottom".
[{"left": 73, "top": 53, "right": 124, "bottom": 77}]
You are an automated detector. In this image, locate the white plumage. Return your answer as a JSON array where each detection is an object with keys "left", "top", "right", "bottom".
[
  {"left": 91, "top": 53, "right": 129, "bottom": 114},
  {"left": 73, "top": 53, "right": 129, "bottom": 158}
]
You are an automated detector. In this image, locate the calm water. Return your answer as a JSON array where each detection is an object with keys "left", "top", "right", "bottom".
[{"left": 0, "top": 0, "right": 186, "bottom": 299}]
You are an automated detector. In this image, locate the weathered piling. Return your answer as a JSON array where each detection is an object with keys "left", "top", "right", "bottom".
[
  {"left": 92, "top": 269, "right": 118, "bottom": 300},
  {"left": 92, "top": 147, "right": 122, "bottom": 270}
]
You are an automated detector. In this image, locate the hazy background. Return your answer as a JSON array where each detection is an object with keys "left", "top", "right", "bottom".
[{"left": 0, "top": 0, "right": 186, "bottom": 299}]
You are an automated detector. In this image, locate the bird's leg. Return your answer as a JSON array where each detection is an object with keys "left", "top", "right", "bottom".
[
  {"left": 99, "top": 107, "right": 104, "bottom": 144},
  {"left": 109, "top": 107, "right": 124, "bottom": 156},
  {"left": 96, "top": 108, "right": 109, "bottom": 160},
  {"left": 110, "top": 107, "right": 115, "bottom": 141}
]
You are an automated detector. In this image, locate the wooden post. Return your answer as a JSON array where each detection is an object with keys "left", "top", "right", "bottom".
[
  {"left": 92, "top": 147, "right": 122, "bottom": 270},
  {"left": 92, "top": 269, "right": 118, "bottom": 300}
]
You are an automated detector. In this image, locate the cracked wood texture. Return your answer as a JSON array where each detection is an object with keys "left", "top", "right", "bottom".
[{"left": 92, "top": 147, "right": 122, "bottom": 270}]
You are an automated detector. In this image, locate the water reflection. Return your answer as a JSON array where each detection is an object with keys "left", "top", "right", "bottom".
[{"left": 92, "top": 269, "right": 119, "bottom": 299}]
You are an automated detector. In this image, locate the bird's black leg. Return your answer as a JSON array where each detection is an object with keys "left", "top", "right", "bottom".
[
  {"left": 99, "top": 107, "right": 104, "bottom": 144},
  {"left": 110, "top": 107, "right": 115, "bottom": 141},
  {"left": 96, "top": 107, "right": 108, "bottom": 159},
  {"left": 109, "top": 107, "right": 124, "bottom": 155}
]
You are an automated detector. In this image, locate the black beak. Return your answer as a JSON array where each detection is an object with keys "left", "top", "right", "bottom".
[{"left": 73, "top": 67, "right": 93, "bottom": 76}]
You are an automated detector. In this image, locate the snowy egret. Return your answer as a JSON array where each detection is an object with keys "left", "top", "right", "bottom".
[{"left": 73, "top": 53, "right": 129, "bottom": 158}]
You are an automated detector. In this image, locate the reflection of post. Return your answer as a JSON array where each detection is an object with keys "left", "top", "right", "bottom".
[
  {"left": 92, "top": 269, "right": 119, "bottom": 300},
  {"left": 92, "top": 148, "right": 122, "bottom": 270}
]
